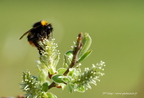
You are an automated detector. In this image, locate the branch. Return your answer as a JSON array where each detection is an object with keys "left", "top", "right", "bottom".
[
  {"left": 63, "top": 33, "right": 82, "bottom": 75},
  {"left": 48, "top": 33, "right": 83, "bottom": 89}
]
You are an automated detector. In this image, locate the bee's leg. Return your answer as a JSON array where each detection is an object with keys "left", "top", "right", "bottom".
[{"left": 41, "top": 30, "right": 48, "bottom": 39}]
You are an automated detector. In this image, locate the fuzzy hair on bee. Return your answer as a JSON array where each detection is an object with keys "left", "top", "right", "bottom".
[{"left": 19, "top": 20, "right": 53, "bottom": 54}]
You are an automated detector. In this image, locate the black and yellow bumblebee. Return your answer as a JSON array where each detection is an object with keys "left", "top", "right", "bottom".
[{"left": 19, "top": 20, "right": 53, "bottom": 54}]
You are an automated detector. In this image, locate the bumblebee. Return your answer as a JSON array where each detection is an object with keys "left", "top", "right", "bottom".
[{"left": 19, "top": 20, "right": 53, "bottom": 54}]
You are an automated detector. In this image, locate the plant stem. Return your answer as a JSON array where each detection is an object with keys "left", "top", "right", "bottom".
[
  {"left": 63, "top": 33, "right": 82, "bottom": 75},
  {"left": 48, "top": 82, "right": 56, "bottom": 89},
  {"left": 48, "top": 33, "right": 83, "bottom": 90}
]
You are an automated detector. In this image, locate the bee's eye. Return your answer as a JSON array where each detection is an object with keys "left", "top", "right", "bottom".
[
  {"left": 48, "top": 26, "right": 51, "bottom": 29},
  {"left": 47, "top": 25, "right": 53, "bottom": 31}
]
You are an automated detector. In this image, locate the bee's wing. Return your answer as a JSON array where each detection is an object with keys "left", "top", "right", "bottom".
[
  {"left": 19, "top": 31, "right": 30, "bottom": 40},
  {"left": 19, "top": 27, "right": 36, "bottom": 40},
  {"left": 19, "top": 25, "right": 41, "bottom": 40}
]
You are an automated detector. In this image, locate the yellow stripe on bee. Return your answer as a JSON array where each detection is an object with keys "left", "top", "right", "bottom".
[{"left": 41, "top": 20, "right": 48, "bottom": 26}]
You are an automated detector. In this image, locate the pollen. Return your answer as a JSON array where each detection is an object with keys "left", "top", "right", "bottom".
[{"left": 41, "top": 20, "right": 48, "bottom": 26}]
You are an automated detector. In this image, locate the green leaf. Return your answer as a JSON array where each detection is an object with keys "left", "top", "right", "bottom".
[
  {"left": 78, "top": 50, "right": 92, "bottom": 63},
  {"left": 78, "top": 33, "right": 92, "bottom": 59},
  {"left": 68, "top": 84, "right": 74, "bottom": 93},
  {"left": 52, "top": 74, "right": 65, "bottom": 83},
  {"left": 38, "top": 69, "right": 48, "bottom": 83},
  {"left": 68, "top": 68, "right": 75, "bottom": 76},
  {"left": 42, "top": 92, "right": 57, "bottom": 98},
  {"left": 65, "top": 51, "right": 73, "bottom": 58},
  {"left": 57, "top": 68, "right": 67, "bottom": 74},
  {"left": 75, "top": 86, "right": 85, "bottom": 93},
  {"left": 42, "top": 82, "right": 48, "bottom": 92},
  {"left": 64, "top": 51, "right": 73, "bottom": 67},
  {"left": 62, "top": 76, "right": 71, "bottom": 83},
  {"left": 68, "top": 68, "right": 81, "bottom": 78}
]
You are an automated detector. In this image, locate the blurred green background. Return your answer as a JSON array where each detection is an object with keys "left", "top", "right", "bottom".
[{"left": 0, "top": 0, "right": 144, "bottom": 98}]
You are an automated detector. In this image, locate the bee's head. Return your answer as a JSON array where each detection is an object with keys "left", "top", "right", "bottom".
[{"left": 47, "top": 24, "right": 53, "bottom": 32}]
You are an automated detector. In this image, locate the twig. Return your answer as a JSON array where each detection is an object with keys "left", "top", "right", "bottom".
[
  {"left": 48, "top": 33, "right": 83, "bottom": 89},
  {"left": 63, "top": 33, "right": 82, "bottom": 75},
  {"left": 48, "top": 82, "right": 56, "bottom": 89}
]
